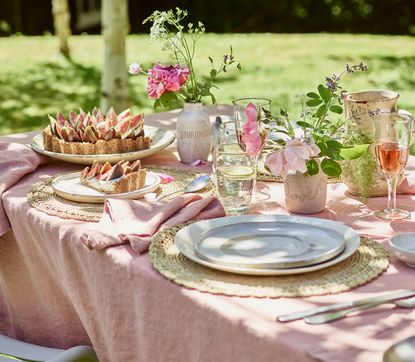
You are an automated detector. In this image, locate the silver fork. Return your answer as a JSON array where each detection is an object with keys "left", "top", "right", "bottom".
[{"left": 304, "top": 296, "right": 415, "bottom": 325}]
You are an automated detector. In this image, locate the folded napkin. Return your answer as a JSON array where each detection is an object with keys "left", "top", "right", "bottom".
[
  {"left": 81, "top": 194, "right": 226, "bottom": 253},
  {"left": 397, "top": 171, "right": 415, "bottom": 194},
  {"left": 0, "top": 142, "right": 48, "bottom": 236}
]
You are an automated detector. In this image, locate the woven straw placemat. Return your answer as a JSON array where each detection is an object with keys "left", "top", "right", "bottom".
[
  {"left": 27, "top": 167, "right": 215, "bottom": 222},
  {"left": 149, "top": 225, "right": 389, "bottom": 298}
]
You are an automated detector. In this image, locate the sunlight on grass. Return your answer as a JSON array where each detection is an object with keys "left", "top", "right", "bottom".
[{"left": 0, "top": 33, "right": 414, "bottom": 135}]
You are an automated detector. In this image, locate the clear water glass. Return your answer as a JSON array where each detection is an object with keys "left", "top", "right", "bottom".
[
  {"left": 372, "top": 111, "right": 413, "bottom": 220},
  {"left": 219, "top": 121, "right": 238, "bottom": 144},
  {"left": 213, "top": 143, "right": 257, "bottom": 214}
]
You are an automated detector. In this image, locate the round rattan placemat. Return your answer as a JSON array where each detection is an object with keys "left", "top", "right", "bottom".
[
  {"left": 149, "top": 225, "right": 389, "bottom": 298},
  {"left": 27, "top": 167, "right": 215, "bottom": 222}
]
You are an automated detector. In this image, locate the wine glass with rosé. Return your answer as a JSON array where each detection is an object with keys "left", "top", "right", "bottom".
[{"left": 373, "top": 111, "right": 413, "bottom": 220}]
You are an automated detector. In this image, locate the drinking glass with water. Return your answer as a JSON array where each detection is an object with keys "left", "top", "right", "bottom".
[{"left": 213, "top": 143, "right": 257, "bottom": 214}]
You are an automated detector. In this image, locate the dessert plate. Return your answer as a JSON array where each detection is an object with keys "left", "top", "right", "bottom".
[
  {"left": 31, "top": 125, "right": 175, "bottom": 165},
  {"left": 52, "top": 171, "right": 160, "bottom": 203},
  {"left": 175, "top": 215, "right": 360, "bottom": 276}
]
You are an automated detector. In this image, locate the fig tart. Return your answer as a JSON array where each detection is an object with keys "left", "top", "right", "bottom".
[
  {"left": 80, "top": 160, "right": 147, "bottom": 194},
  {"left": 43, "top": 107, "right": 152, "bottom": 155}
]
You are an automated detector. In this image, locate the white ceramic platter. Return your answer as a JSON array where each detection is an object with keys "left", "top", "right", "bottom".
[
  {"left": 175, "top": 215, "right": 360, "bottom": 276},
  {"left": 52, "top": 171, "right": 160, "bottom": 203},
  {"left": 31, "top": 125, "right": 175, "bottom": 165}
]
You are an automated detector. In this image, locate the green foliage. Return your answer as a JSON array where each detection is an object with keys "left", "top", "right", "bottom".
[
  {"left": 339, "top": 144, "right": 370, "bottom": 159},
  {"left": 306, "top": 158, "right": 319, "bottom": 176},
  {"left": 1, "top": 33, "right": 415, "bottom": 135}
]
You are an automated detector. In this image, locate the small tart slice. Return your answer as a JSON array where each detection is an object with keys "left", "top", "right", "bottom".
[{"left": 80, "top": 160, "right": 146, "bottom": 194}]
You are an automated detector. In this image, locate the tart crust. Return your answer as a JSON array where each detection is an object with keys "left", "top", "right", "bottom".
[
  {"left": 42, "top": 126, "right": 152, "bottom": 155},
  {"left": 81, "top": 168, "right": 147, "bottom": 194}
]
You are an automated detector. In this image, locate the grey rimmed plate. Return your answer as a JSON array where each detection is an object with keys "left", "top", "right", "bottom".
[
  {"left": 175, "top": 215, "right": 360, "bottom": 276},
  {"left": 31, "top": 125, "right": 175, "bottom": 165}
]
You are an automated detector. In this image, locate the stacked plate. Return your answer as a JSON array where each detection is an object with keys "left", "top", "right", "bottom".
[{"left": 175, "top": 215, "right": 360, "bottom": 275}]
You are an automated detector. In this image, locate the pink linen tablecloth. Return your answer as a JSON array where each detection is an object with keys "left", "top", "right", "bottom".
[{"left": 0, "top": 106, "right": 414, "bottom": 362}]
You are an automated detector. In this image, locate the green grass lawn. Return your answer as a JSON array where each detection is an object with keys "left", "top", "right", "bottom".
[{"left": 0, "top": 33, "right": 414, "bottom": 135}]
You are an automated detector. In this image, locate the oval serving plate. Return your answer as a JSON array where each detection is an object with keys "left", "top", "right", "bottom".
[
  {"left": 31, "top": 125, "right": 175, "bottom": 165},
  {"left": 52, "top": 171, "right": 160, "bottom": 203},
  {"left": 175, "top": 215, "right": 360, "bottom": 276}
]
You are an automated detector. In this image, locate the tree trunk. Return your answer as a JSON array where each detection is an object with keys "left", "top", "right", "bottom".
[
  {"left": 51, "top": 0, "right": 71, "bottom": 56},
  {"left": 100, "top": 0, "right": 129, "bottom": 113}
]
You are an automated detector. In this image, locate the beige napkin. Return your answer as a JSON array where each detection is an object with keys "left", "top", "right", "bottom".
[
  {"left": 0, "top": 142, "right": 48, "bottom": 236},
  {"left": 81, "top": 194, "right": 226, "bottom": 253}
]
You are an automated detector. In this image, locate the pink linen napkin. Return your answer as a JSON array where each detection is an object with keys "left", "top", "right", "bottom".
[
  {"left": 397, "top": 171, "right": 415, "bottom": 194},
  {"left": 81, "top": 194, "right": 226, "bottom": 253},
  {"left": 0, "top": 142, "right": 48, "bottom": 236}
]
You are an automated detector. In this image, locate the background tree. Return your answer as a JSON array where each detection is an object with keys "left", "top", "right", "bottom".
[
  {"left": 51, "top": 0, "right": 71, "bottom": 56},
  {"left": 100, "top": 0, "right": 129, "bottom": 113}
]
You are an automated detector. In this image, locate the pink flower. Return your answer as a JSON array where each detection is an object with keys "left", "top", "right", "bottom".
[
  {"left": 241, "top": 103, "right": 262, "bottom": 157},
  {"left": 129, "top": 62, "right": 142, "bottom": 75},
  {"left": 147, "top": 63, "right": 190, "bottom": 99},
  {"left": 265, "top": 138, "right": 320, "bottom": 178}
]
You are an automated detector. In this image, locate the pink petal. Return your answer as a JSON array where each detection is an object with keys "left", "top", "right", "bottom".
[
  {"left": 190, "top": 159, "right": 206, "bottom": 166},
  {"left": 156, "top": 173, "right": 175, "bottom": 184},
  {"left": 245, "top": 103, "right": 258, "bottom": 124}
]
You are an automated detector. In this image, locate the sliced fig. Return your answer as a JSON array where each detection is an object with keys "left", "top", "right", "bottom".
[
  {"left": 56, "top": 112, "right": 66, "bottom": 126},
  {"left": 75, "top": 114, "right": 84, "bottom": 131},
  {"left": 130, "top": 160, "right": 141, "bottom": 172},
  {"left": 117, "top": 108, "right": 131, "bottom": 122},
  {"left": 123, "top": 166, "right": 132, "bottom": 175},
  {"left": 96, "top": 162, "right": 112, "bottom": 180},
  {"left": 130, "top": 114, "right": 143, "bottom": 129},
  {"left": 54, "top": 122, "right": 64, "bottom": 140},
  {"left": 114, "top": 116, "right": 132, "bottom": 139},
  {"left": 99, "top": 128, "right": 115, "bottom": 141},
  {"left": 48, "top": 116, "right": 58, "bottom": 136},
  {"left": 106, "top": 163, "right": 124, "bottom": 180},
  {"left": 80, "top": 167, "right": 90, "bottom": 180},
  {"left": 68, "top": 111, "right": 77, "bottom": 127},
  {"left": 87, "top": 162, "right": 102, "bottom": 178},
  {"left": 83, "top": 126, "right": 98, "bottom": 144},
  {"left": 106, "top": 107, "right": 118, "bottom": 127},
  {"left": 59, "top": 126, "right": 71, "bottom": 141}
]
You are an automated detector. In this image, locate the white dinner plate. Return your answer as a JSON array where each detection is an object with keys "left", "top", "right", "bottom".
[
  {"left": 175, "top": 215, "right": 360, "bottom": 276},
  {"left": 31, "top": 125, "right": 175, "bottom": 165},
  {"left": 52, "top": 171, "right": 160, "bottom": 203},
  {"left": 194, "top": 221, "right": 346, "bottom": 269}
]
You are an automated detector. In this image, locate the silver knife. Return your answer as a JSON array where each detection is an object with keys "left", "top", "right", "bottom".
[
  {"left": 304, "top": 301, "right": 385, "bottom": 324},
  {"left": 276, "top": 289, "right": 415, "bottom": 322}
]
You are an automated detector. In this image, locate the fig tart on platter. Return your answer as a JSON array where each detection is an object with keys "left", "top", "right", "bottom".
[
  {"left": 43, "top": 107, "right": 152, "bottom": 155},
  {"left": 80, "top": 160, "right": 147, "bottom": 194}
]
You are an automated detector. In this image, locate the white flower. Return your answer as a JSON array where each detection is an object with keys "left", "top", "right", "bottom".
[{"left": 128, "top": 62, "right": 142, "bottom": 75}]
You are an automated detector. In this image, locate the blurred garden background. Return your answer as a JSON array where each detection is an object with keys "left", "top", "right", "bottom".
[{"left": 0, "top": 0, "right": 414, "bottom": 135}]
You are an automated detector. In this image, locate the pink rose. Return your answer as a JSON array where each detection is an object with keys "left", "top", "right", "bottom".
[
  {"left": 265, "top": 138, "right": 320, "bottom": 178},
  {"left": 147, "top": 63, "right": 189, "bottom": 99}
]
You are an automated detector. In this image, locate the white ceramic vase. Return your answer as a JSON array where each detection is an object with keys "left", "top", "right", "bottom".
[
  {"left": 342, "top": 89, "right": 400, "bottom": 196},
  {"left": 176, "top": 102, "right": 211, "bottom": 164},
  {"left": 284, "top": 170, "right": 328, "bottom": 214}
]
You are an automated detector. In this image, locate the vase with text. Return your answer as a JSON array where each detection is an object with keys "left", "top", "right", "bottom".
[
  {"left": 342, "top": 89, "right": 401, "bottom": 196},
  {"left": 284, "top": 170, "right": 328, "bottom": 214},
  {"left": 176, "top": 102, "right": 211, "bottom": 164}
]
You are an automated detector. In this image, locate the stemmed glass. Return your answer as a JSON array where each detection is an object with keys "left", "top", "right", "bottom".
[{"left": 372, "top": 111, "right": 413, "bottom": 220}]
